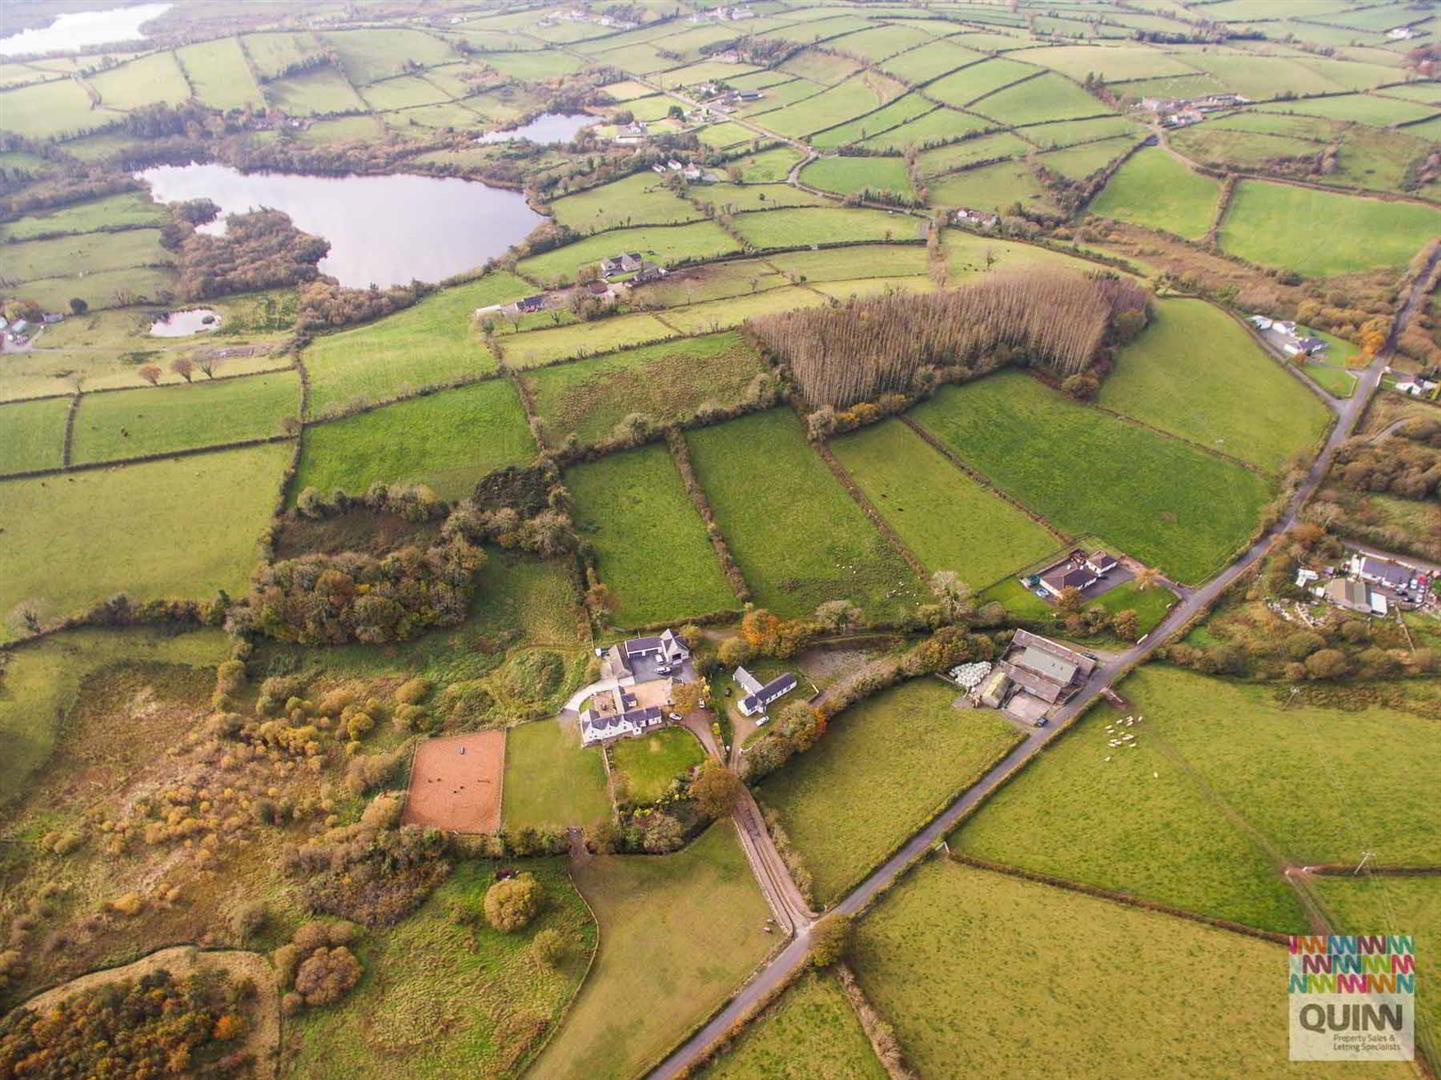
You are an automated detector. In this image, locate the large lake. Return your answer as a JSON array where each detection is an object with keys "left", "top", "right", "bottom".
[
  {"left": 0, "top": 3, "right": 172, "bottom": 56},
  {"left": 138, "top": 163, "right": 545, "bottom": 288}
]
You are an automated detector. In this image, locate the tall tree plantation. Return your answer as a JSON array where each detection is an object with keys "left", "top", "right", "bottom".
[{"left": 747, "top": 271, "right": 1150, "bottom": 409}]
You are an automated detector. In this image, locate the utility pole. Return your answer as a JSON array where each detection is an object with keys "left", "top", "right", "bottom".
[{"left": 1354, "top": 851, "right": 1376, "bottom": 875}]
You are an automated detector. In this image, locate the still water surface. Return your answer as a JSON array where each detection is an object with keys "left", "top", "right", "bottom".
[{"left": 0, "top": 3, "right": 172, "bottom": 56}]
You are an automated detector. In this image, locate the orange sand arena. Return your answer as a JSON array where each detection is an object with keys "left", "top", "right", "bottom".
[{"left": 401, "top": 731, "right": 505, "bottom": 832}]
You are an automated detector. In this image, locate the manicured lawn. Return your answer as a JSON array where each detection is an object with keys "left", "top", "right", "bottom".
[
  {"left": 686, "top": 409, "right": 922, "bottom": 619},
  {"left": 530, "top": 823, "right": 774, "bottom": 1080},
  {"left": 958, "top": 665, "right": 1441, "bottom": 929},
  {"left": 525, "top": 331, "right": 764, "bottom": 447},
  {"left": 759, "top": 679, "right": 1022, "bottom": 904},
  {"left": 610, "top": 727, "right": 707, "bottom": 804},
  {"left": 852, "top": 860, "right": 1413, "bottom": 1080},
  {"left": 568, "top": 444, "right": 737, "bottom": 626},
  {"left": 911, "top": 374, "right": 1273, "bottom": 584},
  {"left": 70, "top": 370, "right": 302, "bottom": 464},
  {"left": 500, "top": 313, "right": 676, "bottom": 370},
  {"left": 0, "top": 626, "right": 227, "bottom": 803},
  {"left": 0, "top": 396, "right": 69, "bottom": 474},
  {"left": 731, "top": 206, "right": 921, "bottom": 248},
  {"left": 1219, "top": 181, "right": 1441, "bottom": 277},
  {"left": 798, "top": 155, "right": 914, "bottom": 198},
  {"left": 502, "top": 718, "right": 612, "bottom": 831},
  {"left": 1304, "top": 361, "right": 1356, "bottom": 397},
  {"left": 0, "top": 443, "right": 292, "bottom": 642},
  {"left": 287, "top": 859, "right": 595, "bottom": 1079},
  {"left": 302, "top": 275, "right": 525, "bottom": 415},
  {"left": 700, "top": 971, "right": 886, "bottom": 1079},
  {"left": 548, "top": 171, "right": 707, "bottom": 232},
  {"left": 1086, "top": 579, "right": 1175, "bottom": 633},
  {"left": 1090, "top": 147, "right": 1220, "bottom": 240},
  {"left": 293, "top": 378, "right": 535, "bottom": 502},
  {"left": 831, "top": 419, "right": 1058, "bottom": 585},
  {"left": 1099, "top": 298, "right": 1329, "bottom": 472},
  {"left": 517, "top": 221, "right": 740, "bottom": 285},
  {"left": 1312, "top": 876, "right": 1441, "bottom": 1066}
]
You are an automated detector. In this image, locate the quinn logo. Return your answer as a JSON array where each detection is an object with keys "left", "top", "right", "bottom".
[{"left": 1288, "top": 935, "right": 1415, "bottom": 1061}]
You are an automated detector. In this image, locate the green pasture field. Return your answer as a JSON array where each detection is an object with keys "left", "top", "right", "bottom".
[
  {"left": 700, "top": 971, "right": 886, "bottom": 1080},
  {"left": 240, "top": 31, "right": 322, "bottom": 78},
  {"left": 517, "top": 221, "right": 740, "bottom": 285},
  {"left": 287, "top": 860, "right": 595, "bottom": 1080},
  {"left": 972, "top": 71, "right": 1110, "bottom": 125},
  {"left": 1288, "top": 55, "right": 1406, "bottom": 92},
  {"left": 911, "top": 374, "right": 1271, "bottom": 584},
  {"left": 1169, "top": 125, "right": 1325, "bottom": 170},
  {"left": 808, "top": 92, "right": 934, "bottom": 149},
  {"left": 858, "top": 106, "right": 991, "bottom": 151},
  {"left": 731, "top": 206, "right": 921, "bottom": 248},
  {"left": 358, "top": 74, "right": 450, "bottom": 111},
  {"left": 385, "top": 100, "right": 486, "bottom": 131},
  {"left": 1389, "top": 82, "right": 1441, "bottom": 105},
  {"left": 70, "top": 369, "right": 301, "bottom": 465},
  {"left": 727, "top": 78, "right": 820, "bottom": 118},
  {"left": 813, "top": 275, "right": 934, "bottom": 300},
  {"left": 1312, "top": 876, "right": 1440, "bottom": 1064},
  {"left": 1022, "top": 113, "right": 1145, "bottom": 148},
  {"left": 696, "top": 121, "right": 755, "bottom": 149},
  {"left": 1099, "top": 298, "right": 1329, "bottom": 472},
  {"left": 944, "top": 230, "right": 1109, "bottom": 282},
  {"left": 659, "top": 286, "right": 829, "bottom": 333},
  {"left": 851, "top": 860, "right": 1408, "bottom": 1080},
  {"left": 16, "top": 265, "right": 175, "bottom": 313},
  {"left": 302, "top": 274, "right": 523, "bottom": 415},
  {"left": 500, "top": 313, "right": 677, "bottom": 370},
  {"left": 524, "top": 331, "right": 764, "bottom": 446},
  {"left": 568, "top": 444, "right": 737, "bottom": 627},
  {"left": 725, "top": 145, "right": 805, "bottom": 182},
  {"left": 828, "top": 23, "right": 937, "bottom": 62},
  {"left": 482, "top": 49, "right": 589, "bottom": 81},
  {"left": 695, "top": 182, "right": 830, "bottom": 212},
  {"left": 756, "top": 77, "right": 902, "bottom": 139},
  {"left": 758, "top": 678, "right": 1022, "bottom": 904},
  {"left": 1269, "top": 93, "right": 1438, "bottom": 127},
  {"left": 610, "top": 727, "right": 707, "bottom": 804},
  {"left": 548, "top": 172, "right": 706, "bottom": 232},
  {"left": 632, "top": 259, "right": 784, "bottom": 305},
  {"left": 615, "top": 94, "right": 678, "bottom": 123},
  {"left": 322, "top": 27, "right": 457, "bottom": 83},
  {"left": 0, "top": 626, "right": 227, "bottom": 803},
  {"left": 90, "top": 51, "right": 192, "bottom": 110},
  {"left": 0, "top": 77, "right": 104, "bottom": 138},
  {"left": 0, "top": 190, "right": 167, "bottom": 241},
  {"left": 501, "top": 718, "right": 611, "bottom": 831},
  {"left": 0, "top": 442, "right": 291, "bottom": 641},
  {"left": 685, "top": 409, "right": 922, "bottom": 619},
  {"left": 767, "top": 244, "right": 928, "bottom": 281},
  {"left": 831, "top": 419, "right": 1059, "bottom": 584},
  {"left": 266, "top": 66, "right": 368, "bottom": 115},
  {"left": 297, "top": 115, "right": 385, "bottom": 143},
  {"left": 958, "top": 666, "right": 1441, "bottom": 927},
  {"left": 177, "top": 38, "right": 264, "bottom": 110},
  {"left": 6, "top": 227, "right": 169, "bottom": 284},
  {"left": 926, "top": 58, "right": 1039, "bottom": 108},
  {"left": 1219, "top": 181, "right": 1441, "bottom": 276},
  {"left": 915, "top": 130, "right": 1030, "bottom": 178},
  {"left": 1012, "top": 44, "right": 1200, "bottom": 82},
  {"left": 1112, "top": 72, "right": 1225, "bottom": 103},
  {"left": 877, "top": 39, "right": 985, "bottom": 83},
  {"left": 1090, "top": 147, "right": 1220, "bottom": 239},
  {"left": 1035, "top": 135, "right": 1136, "bottom": 180},
  {"left": 928, "top": 159, "right": 1056, "bottom": 213},
  {"left": 293, "top": 379, "right": 534, "bottom": 502},
  {"left": 0, "top": 396, "right": 69, "bottom": 474},
  {"left": 799, "top": 155, "right": 914, "bottom": 198},
  {"left": 531, "top": 824, "right": 773, "bottom": 1080},
  {"left": 1185, "top": 53, "right": 1342, "bottom": 100},
  {"left": 775, "top": 50, "right": 864, "bottom": 86},
  {"left": 1085, "top": 579, "right": 1175, "bottom": 633}
]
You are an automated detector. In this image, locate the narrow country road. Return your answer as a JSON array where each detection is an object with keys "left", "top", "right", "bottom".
[{"left": 645, "top": 263, "right": 1432, "bottom": 1078}]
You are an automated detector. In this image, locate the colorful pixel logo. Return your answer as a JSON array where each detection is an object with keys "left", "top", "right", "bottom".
[{"left": 1289, "top": 935, "right": 1415, "bottom": 1061}]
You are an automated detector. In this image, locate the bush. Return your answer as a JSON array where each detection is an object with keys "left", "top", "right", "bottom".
[
  {"left": 294, "top": 945, "right": 363, "bottom": 1006},
  {"left": 395, "top": 677, "right": 433, "bottom": 705},
  {"left": 484, "top": 873, "right": 544, "bottom": 932},
  {"left": 808, "top": 914, "right": 853, "bottom": 968},
  {"left": 530, "top": 927, "right": 567, "bottom": 968},
  {"left": 232, "top": 901, "right": 270, "bottom": 942}
]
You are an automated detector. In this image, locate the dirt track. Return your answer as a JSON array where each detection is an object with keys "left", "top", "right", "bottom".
[{"left": 401, "top": 731, "right": 506, "bottom": 833}]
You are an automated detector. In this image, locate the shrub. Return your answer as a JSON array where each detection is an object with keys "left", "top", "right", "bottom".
[
  {"left": 293, "top": 946, "right": 363, "bottom": 1006},
  {"left": 395, "top": 678, "right": 433, "bottom": 705},
  {"left": 232, "top": 901, "right": 270, "bottom": 942},
  {"left": 484, "top": 873, "right": 544, "bottom": 932},
  {"left": 808, "top": 913, "right": 853, "bottom": 968},
  {"left": 530, "top": 927, "right": 567, "bottom": 968}
]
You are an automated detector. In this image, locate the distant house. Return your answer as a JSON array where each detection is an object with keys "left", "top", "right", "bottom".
[
  {"left": 1322, "top": 578, "right": 1375, "bottom": 615},
  {"left": 735, "top": 89, "right": 762, "bottom": 101},
  {"left": 585, "top": 280, "right": 612, "bottom": 297},
  {"left": 600, "top": 252, "right": 645, "bottom": 279},
  {"left": 1295, "top": 336, "right": 1327, "bottom": 357},
  {"left": 629, "top": 262, "right": 666, "bottom": 285},
  {"left": 582, "top": 629, "right": 694, "bottom": 745},
  {"left": 41, "top": 312, "right": 64, "bottom": 324},
  {"left": 582, "top": 705, "right": 666, "bottom": 745},
  {"left": 990, "top": 629, "right": 1098, "bottom": 718},
  {"left": 1355, "top": 555, "right": 1410, "bottom": 591},
  {"left": 1249, "top": 315, "right": 1273, "bottom": 331},
  {"left": 625, "top": 628, "right": 691, "bottom": 667},
  {"left": 1036, "top": 549, "right": 1118, "bottom": 598},
  {"left": 738, "top": 672, "right": 797, "bottom": 717},
  {"left": 516, "top": 294, "right": 546, "bottom": 314}
]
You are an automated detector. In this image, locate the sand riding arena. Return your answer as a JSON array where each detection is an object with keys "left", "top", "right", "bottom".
[{"left": 401, "top": 731, "right": 505, "bottom": 832}]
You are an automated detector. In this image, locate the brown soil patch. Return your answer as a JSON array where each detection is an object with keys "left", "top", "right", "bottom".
[
  {"left": 20, "top": 946, "right": 279, "bottom": 1080},
  {"left": 272, "top": 509, "right": 440, "bottom": 559},
  {"left": 401, "top": 731, "right": 506, "bottom": 833}
]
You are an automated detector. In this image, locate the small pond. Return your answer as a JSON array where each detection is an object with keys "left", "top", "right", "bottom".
[
  {"left": 0, "top": 3, "right": 172, "bottom": 56},
  {"left": 137, "top": 162, "right": 545, "bottom": 288},
  {"left": 477, "top": 113, "right": 594, "bottom": 145},
  {"left": 149, "top": 308, "right": 221, "bottom": 337}
]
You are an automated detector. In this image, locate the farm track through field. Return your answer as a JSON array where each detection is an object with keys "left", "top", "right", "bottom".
[{"left": 646, "top": 231, "right": 1427, "bottom": 1080}]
